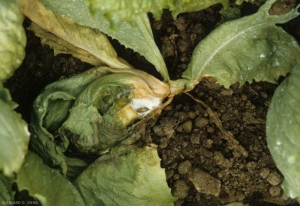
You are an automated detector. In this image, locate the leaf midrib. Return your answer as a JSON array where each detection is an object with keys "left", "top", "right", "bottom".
[{"left": 198, "top": 21, "right": 269, "bottom": 78}]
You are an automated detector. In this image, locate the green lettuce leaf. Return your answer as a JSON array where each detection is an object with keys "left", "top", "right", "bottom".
[
  {"left": 16, "top": 151, "right": 85, "bottom": 206},
  {"left": 21, "top": 0, "right": 170, "bottom": 81},
  {"left": 87, "top": 0, "right": 173, "bottom": 21},
  {"left": 75, "top": 145, "right": 177, "bottom": 206},
  {"left": 171, "top": 0, "right": 230, "bottom": 18},
  {"left": 0, "top": 84, "right": 30, "bottom": 177},
  {"left": 0, "top": 173, "right": 13, "bottom": 202},
  {"left": 86, "top": 0, "right": 232, "bottom": 21},
  {"left": 0, "top": 0, "right": 26, "bottom": 82},
  {"left": 182, "top": 0, "right": 300, "bottom": 88},
  {"left": 266, "top": 64, "right": 300, "bottom": 200}
]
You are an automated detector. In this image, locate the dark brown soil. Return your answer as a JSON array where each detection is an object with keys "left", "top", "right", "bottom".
[
  {"left": 5, "top": 1, "right": 300, "bottom": 205},
  {"left": 149, "top": 2, "right": 300, "bottom": 205},
  {"left": 152, "top": 79, "right": 296, "bottom": 205}
]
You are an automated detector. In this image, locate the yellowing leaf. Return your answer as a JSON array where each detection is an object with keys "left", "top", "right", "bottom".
[
  {"left": 28, "top": 0, "right": 170, "bottom": 81},
  {"left": 20, "top": 0, "right": 131, "bottom": 69}
]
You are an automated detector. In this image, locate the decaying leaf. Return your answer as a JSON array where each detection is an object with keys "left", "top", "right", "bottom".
[
  {"left": 20, "top": 0, "right": 130, "bottom": 69},
  {"left": 30, "top": 66, "right": 169, "bottom": 174},
  {"left": 21, "top": 0, "right": 170, "bottom": 81}
]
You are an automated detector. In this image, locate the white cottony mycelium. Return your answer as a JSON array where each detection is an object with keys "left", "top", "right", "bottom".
[{"left": 130, "top": 95, "right": 162, "bottom": 117}]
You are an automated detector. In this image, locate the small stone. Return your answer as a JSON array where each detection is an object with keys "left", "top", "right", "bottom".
[
  {"left": 246, "top": 161, "right": 257, "bottom": 173},
  {"left": 190, "top": 133, "right": 200, "bottom": 144},
  {"left": 177, "top": 39, "right": 189, "bottom": 53},
  {"left": 203, "top": 139, "right": 213, "bottom": 148},
  {"left": 174, "top": 16, "right": 186, "bottom": 31},
  {"left": 153, "top": 125, "right": 175, "bottom": 138},
  {"left": 232, "top": 151, "right": 241, "bottom": 158},
  {"left": 195, "top": 117, "right": 209, "bottom": 128},
  {"left": 159, "top": 138, "right": 169, "bottom": 149},
  {"left": 161, "top": 37, "right": 176, "bottom": 57},
  {"left": 182, "top": 120, "right": 193, "bottom": 132},
  {"left": 188, "top": 111, "right": 197, "bottom": 119},
  {"left": 171, "top": 179, "right": 190, "bottom": 198},
  {"left": 241, "top": 93, "right": 247, "bottom": 101},
  {"left": 259, "top": 167, "right": 270, "bottom": 179},
  {"left": 261, "top": 92, "right": 268, "bottom": 98},
  {"left": 207, "top": 127, "right": 215, "bottom": 133},
  {"left": 220, "top": 88, "right": 233, "bottom": 96},
  {"left": 266, "top": 171, "right": 282, "bottom": 186},
  {"left": 176, "top": 120, "right": 193, "bottom": 133},
  {"left": 217, "top": 170, "right": 226, "bottom": 178},
  {"left": 166, "top": 169, "right": 174, "bottom": 179},
  {"left": 178, "top": 160, "right": 192, "bottom": 175},
  {"left": 188, "top": 168, "right": 221, "bottom": 196},
  {"left": 173, "top": 174, "right": 180, "bottom": 180},
  {"left": 269, "top": 186, "right": 281, "bottom": 196},
  {"left": 174, "top": 112, "right": 189, "bottom": 122}
]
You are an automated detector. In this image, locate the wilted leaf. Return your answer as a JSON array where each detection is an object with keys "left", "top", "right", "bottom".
[
  {"left": 75, "top": 145, "right": 177, "bottom": 206},
  {"left": 22, "top": 0, "right": 170, "bottom": 81},
  {"left": 183, "top": 0, "right": 300, "bottom": 88},
  {"left": 16, "top": 151, "right": 85, "bottom": 206},
  {"left": 0, "top": 85, "right": 29, "bottom": 177},
  {"left": 20, "top": 0, "right": 130, "bottom": 69},
  {"left": 266, "top": 65, "right": 300, "bottom": 200},
  {"left": 0, "top": 0, "right": 26, "bottom": 82}
]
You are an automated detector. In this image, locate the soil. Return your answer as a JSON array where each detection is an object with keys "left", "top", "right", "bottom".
[{"left": 5, "top": 1, "right": 300, "bottom": 206}]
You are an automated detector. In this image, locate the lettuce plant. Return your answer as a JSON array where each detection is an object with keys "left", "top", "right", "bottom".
[{"left": 1, "top": 0, "right": 300, "bottom": 205}]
